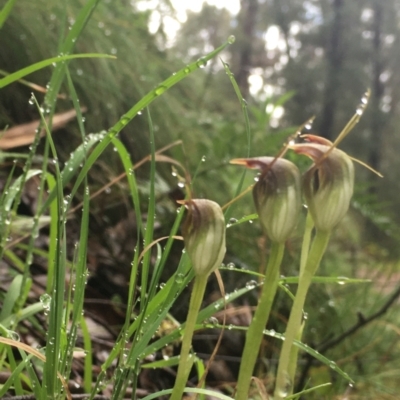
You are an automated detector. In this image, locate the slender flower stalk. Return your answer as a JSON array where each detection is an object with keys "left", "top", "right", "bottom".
[
  {"left": 274, "top": 229, "right": 330, "bottom": 399},
  {"left": 170, "top": 199, "right": 226, "bottom": 400},
  {"left": 274, "top": 139, "right": 355, "bottom": 398},
  {"left": 170, "top": 274, "right": 209, "bottom": 400},
  {"left": 231, "top": 157, "right": 301, "bottom": 400},
  {"left": 235, "top": 241, "right": 285, "bottom": 400}
]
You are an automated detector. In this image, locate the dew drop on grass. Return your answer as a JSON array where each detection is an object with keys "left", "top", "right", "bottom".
[
  {"left": 227, "top": 262, "right": 235, "bottom": 269},
  {"left": 201, "top": 155, "right": 206, "bottom": 162},
  {"left": 269, "top": 329, "right": 276, "bottom": 337},
  {"left": 229, "top": 218, "right": 238, "bottom": 224},
  {"left": 329, "top": 361, "right": 337, "bottom": 369},
  {"left": 154, "top": 85, "right": 167, "bottom": 96},
  {"left": 8, "top": 331, "right": 20, "bottom": 341},
  {"left": 175, "top": 273, "right": 184, "bottom": 284},
  {"left": 183, "top": 66, "right": 190, "bottom": 74},
  {"left": 196, "top": 57, "right": 207, "bottom": 68},
  {"left": 228, "top": 35, "right": 236, "bottom": 44},
  {"left": 245, "top": 280, "right": 257, "bottom": 289}
]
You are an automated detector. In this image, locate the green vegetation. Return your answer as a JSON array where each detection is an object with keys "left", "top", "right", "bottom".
[{"left": 1, "top": 1, "right": 400, "bottom": 399}]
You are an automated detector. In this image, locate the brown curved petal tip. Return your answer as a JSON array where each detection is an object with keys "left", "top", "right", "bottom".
[{"left": 300, "top": 134, "right": 333, "bottom": 146}]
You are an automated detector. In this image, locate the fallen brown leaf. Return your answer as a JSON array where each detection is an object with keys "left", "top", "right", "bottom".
[{"left": 0, "top": 108, "right": 86, "bottom": 149}]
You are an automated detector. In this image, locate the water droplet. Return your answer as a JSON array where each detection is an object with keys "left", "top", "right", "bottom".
[
  {"left": 196, "top": 57, "right": 207, "bottom": 68},
  {"left": 201, "top": 155, "right": 206, "bottom": 162},
  {"left": 175, "top": 273, "right": 184, "bottom": 284},
  {"left": 229, "top": 218, "right": 238, "bottom": 224},
  {"left": 227, "top": 262, "right": 235, "bottom": 269},
  {"left": 337, "top": 276, "right": 347, "bottom": 285},
  {"left": 183, "top": 66, "right": 190, "bottom": 74},
  {"left": 245, "top": 280, "right": 257, "bottom": 289},
  {"left": 228, "top": 35, "right": 236, "bottom": 44},
  {"left": 329, "top": 361, "right": 337, "bottom": 369},
  {"left": 154, "top": 85, "right": 167, "bottom": 96},
  {"left": 7, "top": 331, "right": 20, "bottom": 341},
  {"left": 269, "top": 329, "right": 276, "bottom": 337}
]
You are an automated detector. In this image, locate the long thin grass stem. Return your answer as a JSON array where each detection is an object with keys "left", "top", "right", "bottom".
[
  {"left": 274, "top": 229, "right": 330, "bottom": 399},
  {"left": 235, "top": 242, "right": 285, "bottom": 400}
]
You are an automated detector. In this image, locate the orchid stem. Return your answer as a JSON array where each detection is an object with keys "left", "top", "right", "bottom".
[
  {"left": 274, "top": 229, "right": 330, "bottom": 399},
  {"left": 170, "top": 274, "right": 208, "bottom": 400},
  {"left": 235, "top": 241, "right": 285, "bottom": 400}
]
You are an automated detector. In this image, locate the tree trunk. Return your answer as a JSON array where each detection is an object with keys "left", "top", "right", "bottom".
[
  {"left": 318, "top": 0, "right": 344, "bottom": 141},
  {"left": 234, "top": 0, "right": 259, "bottom": 98},
  {"left": 369, "top": 0, "right": 384, "bottom": 191}
]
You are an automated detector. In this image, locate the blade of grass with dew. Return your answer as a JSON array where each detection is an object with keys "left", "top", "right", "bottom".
[
  {"left": 87, "top": 136, "right": 142, "bottom": 397},
  {"left": 126, "top": 252, "right": 194, "bottom": 363},
  {"left": 0, "top": 169, "right": 42, "bottom": 260},
  {"left": 285, "top": 383, "right": 332, "bottom": 399},
  {"left": 45, "top": 172, "right": 57, "bottom": 293},
  {"left": 140, "top": 108, "right": 157, "bottom": 309},
  {"left": 142, "top": 281, "right": 264, "bottom": 359},
  {"left": 226, "top": 213, "right": 258, "bottom": 228},
  {"left": 42, "top": 38, "right": 234, "bottom": 214},
  {"left": 80, "top": 314, "right": 93, "bottom": 394},
  {"left": 142, "top": 387, "right": 235, "bottom": 400},
  {"left": 21, "top": 353, "right": 42, "bottom": 400},
  {"left": 6, "top": 103, "right": 48, "bottom": 316},
  {"left": 221, "top": 60, "right": 251, "bottom": 221},
  {"left": 32, "top": 99, "right": 68, "bottom": 399},
  {"left": 281, "top": 276, "right": 371, "bottom": 285},
  {"left": 0, "top": 275, "right": 24, "bottom": 321},
  {"left": 0, "top": 349, "right": 27, "bottom": 397},
  {"left": 43, "top": 0, "right": 101, "bottom": 110},
  {"left": 230, "top": 326, "right": 354, "bottom": 384},
  {"left": 0, "top": 54, "right": 115, "bottom": 89},
  {"left": 0, "top": 0, "right": 16, "bottom": 29},
  {"left": 6, "top": 346, "right": 24, "bottom": 395},
  {"left": 114, "top": 108, "right": 158, "bottom": 397},
  {"left": 108, "top": 138, "right": 142, "bottom": 307},
  {"left": 147, "top": 201, "right": 187, "bottom": 302},
  {"left": 61, "top": 184, "right": 90, "bottom": 381},
  {"left": 0, "top": 302, "right": 44, "bottom": 328},
  {"left": 61, "top": 64, "right": 90, "bottom": 369}
]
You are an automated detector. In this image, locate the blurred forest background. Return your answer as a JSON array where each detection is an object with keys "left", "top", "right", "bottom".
[{"left": 2, "top": 0, "right": 400, "bottom": 398}]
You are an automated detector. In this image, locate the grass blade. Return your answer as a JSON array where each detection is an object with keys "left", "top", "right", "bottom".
[{"left": 0, "top": 54, "right": 115, "bottom": 88}]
